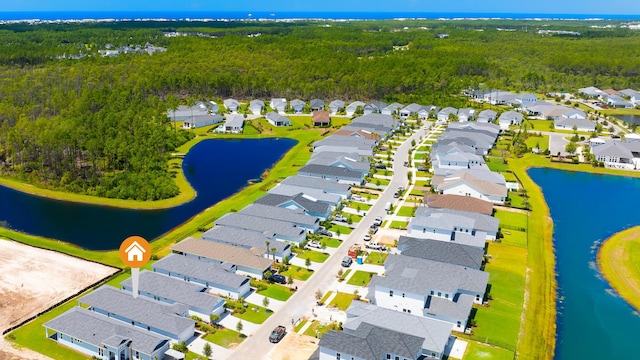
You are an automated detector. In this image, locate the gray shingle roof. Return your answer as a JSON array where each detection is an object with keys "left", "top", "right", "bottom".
[
  {"left": 153, "top": 253, "right": 251, "bottom": 289},
  {"left": 310, "top": 99, "right": 325, "bottom": 108},
  {"left": 121, "top": 270, "right": 224, "bottom": 312},
  {"left": 424, "top": 293, "right": 475, "bottom": 320},
  {"left": 266, "top": 111, "right": 291, "bottom": 125},
  {"left": 370, "top": 254, "right": 489, "bottom": 295},
  {"left": 414, "top": 207, "right": 499, "bottom": 234},
  {"left": 240, "top": 203, "right": 320, "bottom": 227},
  {"left": 438, "top": 171, "right": 508, "bottom": 198},
  {"left": 281, "top": 175, "right": 351, "bottom": 193},
  {"left": 172, "top": 237, "right": 271, "bottom": 271},
  {"left": 592, "top": 140, "right": 635, "bottom": 159},
  {"left": 308, "top": 153, "right": 370, "bottom": 172},
  {"left": 351, "top": 113, "right": 398, "bottom": 129},
  {"left": 328, "top": 99, "right": 345, "bottom": 110},
  {"left": 320, "top": 324, "right": 423, "bottom": 359},
  {"left": 298, "top": 164, "right": 364, "bottom": 181},
  {"left": 79, "top": 286, "right": 194, "bottom": 337},
  {"left": 44, "top": 307, "right": 169, "bottom": 356},
  {"left": 225, "top": 114, "right": 244, "bottom": 127},
  {"left": 314, "top": 135, "right": 377, "bottom": 149},
  {"left": 410, "top": 211, "right": 476, "bottom": 232},
  {"left": 342, "top": 302, "right": 452, "bottom": 354},
  {"left": 216, "top": 212, "right": 305, "bottom": 238},
  {"left": 398, "top": 236, "right": 485, "bottom": 269},
  {"left": 202, "top": 225, "right": 288, "bottom": 252},
  {"left": 447, "top": 121, "right": 500, "bottom": 135},
  {"left": 267, "top": 184, "right": 342, "bottom": 204},
  {"left": 254, "top": 192, "right": 331, "bottom": 215}
]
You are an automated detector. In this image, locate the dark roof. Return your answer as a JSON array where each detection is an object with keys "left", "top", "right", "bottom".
[
  {"left": 44, "top": 307, "right": 169, "bottom": 356},
  {"left": 281, "top": 175, "right": 351, "bottom": 193},
  {"left": 153, "top": 253, "right": 250, "bottom": 290},
  {"left": 398, "top": 235, "right": 485, "bottom": 269},
  {"left": 299, "top": 164, "right": 364, "bottom": 180},
  {"left": 172, "top": 237, "right": 272, "bottom": 271},
  {"left": 254, "top": 192, "right": 331, "bottom": 215},
  {"left": 240, "top": 203, "right": 319, "bottom": 227},
  {"left": 320, "top": 324, "right": 423, "bottom": 360},
  {"left": 216, "top": 212, "right": 305, "bottom": 238}
]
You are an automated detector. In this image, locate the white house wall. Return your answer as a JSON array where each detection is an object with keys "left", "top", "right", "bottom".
[
  {"left": 407, "top": 226, "right": 452, "bottom": 241},
  {"left": 373, "top": 286, "right": 425, "bottom": 316},
  {"left": 441, "top": 183, "right": 504, "bottom": 204},
  {"left": 319, "top": 346, "right": 367, "bottom": 360}
]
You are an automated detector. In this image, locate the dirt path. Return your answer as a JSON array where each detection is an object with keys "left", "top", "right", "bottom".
[
  {"left": 0, "top": 337, "right": 51, "bottom": 360},
  {"left": 597, "top": 226, "right": 640, "bottom": 311}
]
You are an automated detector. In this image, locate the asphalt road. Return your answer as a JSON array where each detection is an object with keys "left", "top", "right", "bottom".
[{"left": 230, "top": 123, "right": 431, "bottom": 359}]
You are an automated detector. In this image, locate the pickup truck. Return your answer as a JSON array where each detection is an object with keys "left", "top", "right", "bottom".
[{"left": 269, "top": 325, "right": 286, "bottom": 343}]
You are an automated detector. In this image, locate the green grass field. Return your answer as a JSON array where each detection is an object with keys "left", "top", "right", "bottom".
[
  {"left": 527, "top": 119, "right": 555, "bottom": 131},
  {"left": 346, "top": 270, "right": 375, "bottom": 286},
  {"left": 297, "top": 249, "right": 330, "bottom": 263},
  {"left": 485, "top": 157, "right": 509, "bottom": 173},
  {"left": 397, "top": 206, "right": 417, "bottom": 217},
  {"left": 328, "top": 292, "right": 356, "bottom": 311},
  {"left": 494, "top": 209, "right": 528, "bottom": 230},
  {"left": 327, "top": 224, "right": 353, "bottom": 235},
  {"left": 204, "top": 328, "right": 245, "bottom": 348},
  {"left": 464, "top": 340, "right": 515, "bottom": 360},
  {"left": 281, "top": 264, "right": 314, "bottom": 280},
  {"left": 525, "top": 135, "right": 550, "bottom": 152},
  {"left": 364, "top": 251, "right": 388, "bottom": 265},
  {"left": 389, "top": 220, "right": 408, "bottom": 229},
  {"left": 321, "top": 237, "right": 343, "bottom": 248},
  {"left": 303, "top": 320, "right": 335, "bottom": 339},
  {"left": 257, "top": 283, "right": 294, "bottom": 301},
  {"left": 232, "top": 303, "right": 273, "bottom": 324}
]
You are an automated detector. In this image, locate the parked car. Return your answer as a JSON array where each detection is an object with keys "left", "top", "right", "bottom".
[
  {"left": 374, "top": 163, "right": 386, "bottom": 170},
  {"left": 366, "top": 242, "right": 386, "bottom": 251},
  {"left": 352, "top": 195, "right": 364, "bottom": 202},
  {"left": 369, "top": 224, "right": 378, "bottom": 234},
  {"left": 373, "top": 216, "right": 383, "bottom": 226},
  {"left": 269, "top": 325, "right": 287, "bottom": 343},
  {"left": 317, "top": 228, "right": 333, "bottom": 237},
  {"left": 341, "top": 256, "right": 353, "bottom": 267},
  {"left": 364, "top": 234, "right": 372, "bottom": 241},
  {"left": 334, "top": 214, "right": 347, "bottom": 222},
  {"left": 393, "top": 192, "right": 400, "bottom": 198},
  {"left": 269, "top": 274, "right": 287, "bottom": 284},
  {"left": 306, "top": 240, "right": 322, "bottom": 249}
]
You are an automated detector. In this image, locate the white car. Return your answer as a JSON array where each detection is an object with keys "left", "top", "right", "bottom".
[
  {"left": 364, "top": 234, "right": 372, "bottom": 241},
  {"left": 373, "top": 217, "right": 383, "bottom": 226}
]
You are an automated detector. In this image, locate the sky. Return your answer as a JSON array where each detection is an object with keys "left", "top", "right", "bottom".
[{"left": 1, "top": 0, "right": 640, "bottom": 15}]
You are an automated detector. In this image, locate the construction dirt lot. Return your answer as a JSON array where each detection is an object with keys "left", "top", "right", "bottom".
[
  {"left": 267, "top": 332, "right": 319, "bottom": 360},
  {"left": 0, "top": 239, "right": 118, "bottom": 359}
]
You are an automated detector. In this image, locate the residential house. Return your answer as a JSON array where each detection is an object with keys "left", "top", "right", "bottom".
[
  {"left": 605, "top": 94, "right": 634, "bottom": 108},
  {"left": 397, "top": 236, "right": 485, "bottom": 270},
  {"left": 433, "top": 170, "right": 507, "bottom": 204},
  {"left": 346, "top": 101, "right": 366, "bottom": 117},
  {"left": 457, "top": 108, "right": 475, "bottom": 122},
  {"left": 619, "top": 89, "right": 640, "bottom": 105},
  {"left": 167, "top": 101, "right": 218, "bottom": 122},
  {"left": 312, "top": 136, "right": 376, "bottom": 157},
  {"left": 406, "top": 212, "right": 487, "bottom": 248},
  {"left": 266, "top": 112, "right": 292, "bottom": 127},
  {"left": 498, "top": 111, "right": 524, "bottom": 129},
  {"left": 351, "top": 113, "right": 399, "bottom": 133},
  {"left": 367, "top": 254, "right": 489, "bottom": 331},
  {"left": 223, "top": 98, "right": 240, "bottom": 113},
  {"left": 310, "top": 99, "right": 325, "bottom": 111},
  {"left": 152, "top": 253, "right": 251, "bottom": 299},
  {"left": 218, "top": 114, "right": 244, "bottom": 133},
  {"left": 239, "top": 203, "right": 321, "bottom": 233},
  {"left": 363, "top": 102, "right": 379, "bottom": 115},
  {"left": 437, "top": 130, "right": 497, "bottom": 155},
  {"left": 399, "top": 103, "right": 423, "bottom": 118},
  {"left": 298, "top": 164, "right": 365, "bottom": 185},
  {"left": 270, "top": 98, "right": 287, "bottom": 113},
  {"left": 477, "top": 109, "right": 497, "bottom": 123},
  {"left": 44, "top": 307, "right": 171, "bottom": 360},
  {"left": 249, "top": 99, "right": 264, "bottom": 115},
  {"left": 410, "top": 207, "right": 499, "bottom": 241},
  {"left": 172, "top": 237, "right": 273, "bottom": 279},
  {"left": 332, "top": 128, "right": 381, "bottom": 142},
  {"left": 554, "top": 117, "right": 595, "bottom": 132},
  {"left": 78, "top": 286, "right": 195, "bottom": 342},
  {"left": 120, "top": 271, "right": 226, "bottom": 321},
  {"left": 515, "top": 93, "right": 538, "bottom": 106},
  {"left": 201, "top": 225, "right": 292, "bottom": 260},
  {"left": 182, "top": 113, "right": 223, "bottom": 129},
  {"left": 255, "top": 192, "right": 331, "bottom": 220},
  {"left": 312, "top": 110, "right": 331, "bottom": 126},
  {"left": 578, "top": 86, "right": 603, "bottom": 98},
  {"left": 281, "top": 175, "right": 352, "bottom": 199},
  {"left": 592, "top": 140, "right": 640, "bottom": 169},
  {"left": 423, "top": 193, "right": 494, "bottom": 215},
  {"left": 318, "top": 303, "right": 453, "bottom": 360},
  {"left": 437, "top": 107, "right": 458, "bottom": 122},
  {"left": 328, "top": 99, "right": 345, "bottom": 114},
  {"left": 446, "top": 121, "right": 501, "bottom": 137},
  {"left": 308, "top": 152, "right": 370, "bottom": 177},
  {"left": 267, "top": 184, "right": 343, "bottom": 207},
  {"left": 431, "top": 143, "right": 485, "bottom": 171},
  {"left": 215, "top": 212, "right": 307, "bottom": 244},
  {"left": 290, "top": 99, "right": 306, "bottom": 113},
  {"left": 381, "top": 102, "right": 403, "bottom": 115}
]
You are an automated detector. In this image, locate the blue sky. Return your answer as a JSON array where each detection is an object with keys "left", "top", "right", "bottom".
[{"left": 1, "top": 0, "right": 640, "bottom": 15}]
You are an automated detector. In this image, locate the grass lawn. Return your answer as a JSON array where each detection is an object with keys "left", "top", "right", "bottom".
[
  {"left": 389, "top": 220, "right": 408, "bottom": 229},
  {"left": 232, "top": 303, "right": 273, "bottom": 324},
  {"left": 339, "top": 269, "right": 352, "bottom": 280},
  {"left": 371, "top": 178, "right": 390, "bottom": 186},
  {"left": 597, "top": 226, "right": 640, "bottom": 312},
  {"left": 294, "top": 319, "right": 308, "bottom": 333},
  {"left": 397, "top": 206, "right": 417, "bottom": 217},
  {"left": 472, "top": 242, "right": 526, "bottom": 349},
  {"left": 415, "top": 171, "right": 429, "bottom": 178},
  {"left": 507, "top": 192, "right": 529, "bottom": 209},
  {"left": 257, "top": 282, "right": 294, "bottom": 301},
  {"left": 414, "top": 152, "right": 425, "bottom": 160},
  {"left": 494, "top": 209, "right": 528, "bottom": 231},
  {"left": 525, "top": 135, "right": 549, "bottom": 152},
  {"left": 346, "top": 270, "right": 375, "bottom": 286},
  {"left": 485, "top": 157, "right": 509, "bottom": 173},
  {"left": 463, "top": 340, "right": 515, "bottom": 360},
  {"left": 414, "top": 180, "right": 430, "bottom": 187},
  {"left": 344, "top": 213, "right": 363, "bottom": 223},
  {"left": 303, "top": 320, "right": 335, "bottom": 339},
  {"left": 320, "top": 291, "right": 334, "bottom": 305},
  {"left": 502, "top": 171, "right": 518, "bottom": 182},
  {"left": 297, "top": 249, "right": 330, "bottom": 263},
  {"left": 281, "top": 264, "right": 315, "bottom": 281},
  {"left": 328, "top": 292, "right": 356, "bottom": 311},
  {"left": 322, "top": 237, "right": 343, "bottom": 248},
  {"left": 204, "top": 328, "right": 245, "bottom": 348},
  {"left": 527, "top": 119, "right": 555, "bottom": 131},
  {"left": 499, "top": 230, "right": 528, "bottom": 248},
  {"left": 327, "top": 224, "right": 353, "bottom": 235},
  {"left": 364, "top": 251, "right": 388, "bottom": 265}
]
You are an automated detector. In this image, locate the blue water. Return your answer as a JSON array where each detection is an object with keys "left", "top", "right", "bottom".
[
  {"left": 1, "top": 11, "right": 639, "bottom": 21},
  {"left": 0, "top": 138, "right": 295, "bottom": 250},
  {"left": 528, "top": 168, "right": 640, "bottom": 359}
]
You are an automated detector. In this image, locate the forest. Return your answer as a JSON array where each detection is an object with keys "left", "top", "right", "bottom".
[{"left": 0, "top": 18, "right": 639, "bottom": 200}]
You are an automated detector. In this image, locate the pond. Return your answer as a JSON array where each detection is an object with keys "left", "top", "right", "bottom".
[
  {"left": 0, "top": 138, "right": 296, "bottom": 250},
  {"left": 612, "top": 114, "right": 640, "bottom": 126},
  {"left": 528, "top": 168, "right": 640, "bottom": 359}
]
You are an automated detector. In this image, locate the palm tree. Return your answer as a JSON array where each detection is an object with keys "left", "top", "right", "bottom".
[{"left": 271, "top": 247, "right": 277, "bottom": 262}]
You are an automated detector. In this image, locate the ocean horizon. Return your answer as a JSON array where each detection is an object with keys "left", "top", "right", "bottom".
[{"left": 1, "top": 11, "right": 639, "bottom": 22}]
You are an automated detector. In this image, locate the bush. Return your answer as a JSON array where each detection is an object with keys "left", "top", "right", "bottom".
[{"left": 250, "top": 279, "right": 267, "bottom": 292}]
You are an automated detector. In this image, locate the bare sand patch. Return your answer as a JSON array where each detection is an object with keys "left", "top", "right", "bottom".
[
  {"left": 0, "top": 239, "right": 118, "bottom": 358},
  {"left": 268, "top": 332, "right": 318, "bottom": 360}
]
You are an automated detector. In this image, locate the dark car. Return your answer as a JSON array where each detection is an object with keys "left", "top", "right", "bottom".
[
  {"left": 269, "top": 274, "right": 287, "bottom": 284},
  {"left": 269, "top": 325, "right": 287, "bottom": 343},
  {"left": 318, "top": 228, "right": 333, "bottom": 237},
  {"left": 374, "top": 163, "right": 386, "bottom": 170}
]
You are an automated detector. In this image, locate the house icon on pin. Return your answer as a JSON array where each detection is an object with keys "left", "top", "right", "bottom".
[{"left": 125, "top": 241, "right": 146, "bottom": 262}]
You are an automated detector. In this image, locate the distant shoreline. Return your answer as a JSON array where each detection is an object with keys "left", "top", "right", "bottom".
[{"left": 1, "top": 11, "right": 640, "bottom": 23}]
